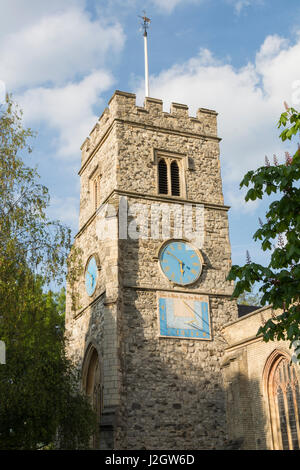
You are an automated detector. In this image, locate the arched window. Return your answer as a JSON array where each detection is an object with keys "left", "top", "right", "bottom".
[
  {"left": 90, "top": 171, "right": 101, "bottom": 211},
  {"left": 83, "top": 346, "right": 102, "bottom": 448},
  {"left": 265, "top": 352, "right": 300, "bottom": 449},
  {"left": 171, "top": 161, "right": 180, "bottom": 196},
  {"left": 94, "top": 180, "right": 98, "bottom": 210},
  {"left": 158, "top": 159, "right": 168, "bottom": 194},
  {"left": 157, "top": 157, "right": 183, "bottom": 197}
]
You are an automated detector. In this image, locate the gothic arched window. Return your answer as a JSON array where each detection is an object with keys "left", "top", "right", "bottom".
[
  {"left": 90, "top": 170, "right": 101, "bottom": 212},
  {"left": 94, "top": 180, "right": 98, "bottom": 210},
  {"left": 82, "top": 346, "right": 102, "bottom": 448},
  {"left": 266, "top": 353, "right": 300, "bottom": 450},
  {"left": 157, "top": 157, "right": 184, "bottom": 197}
]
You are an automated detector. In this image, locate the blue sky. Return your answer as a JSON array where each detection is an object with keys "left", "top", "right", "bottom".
[{"left": 1, "top": 0, "right": 299, "bottom": 273}]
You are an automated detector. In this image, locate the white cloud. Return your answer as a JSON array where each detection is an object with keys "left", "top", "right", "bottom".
[
  {"left": 131, "top": 0, "right": 261, "bottom": 14},
  {"left": 149, "top": 0, "right": 253, "bottom": 15},
  {"left": 225, "top": 187, "right": 260, "bottom": 213},
  {"left": 0, "top": 0, "right": 84, "bottom": 39},
  {"left": 0, "top": 1, "right": 126, "bottom": 165},
  {"left": 19, "top": 70, "right": 114, "bottom": 158},
  {"left": 107, "top": 0, "right": 205, "bottom": 15},
  {"left": 232, "top": 0, "right": 250, "bottom": 14},
  {"left": 256, "top": 34, "right": 287, "bottom": 62},
  {"left": 0, "top": 5, "right": 125, "bottom": 90},
  {"left": 227, "top": 0, "right": 263, "bottom": 15},
  {"left": 135, "top": 34, "right": 300, "bottom": 211},
  {"left": 150, "top": 0, "right": 196, "bottom": 13},
  {"left": 47, "top": 195, "right": 79, "bottom": 230}
]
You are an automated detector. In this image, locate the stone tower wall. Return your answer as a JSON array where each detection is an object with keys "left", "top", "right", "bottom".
[{"left": 65, "top": 90, "right": 238, "bottom": 450}]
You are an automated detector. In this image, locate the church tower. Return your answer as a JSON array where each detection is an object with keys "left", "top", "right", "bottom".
[{"left": 65, "top": 90, "right": 238, "bottom": 449}]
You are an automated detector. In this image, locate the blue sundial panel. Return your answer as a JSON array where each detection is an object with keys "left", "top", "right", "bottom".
[
  {"left": 159, "top": 241, "right": 202, "bottom": 285},
  {"left": 158, "top": 292, "right": 211, "bottom": 340},
  {"left": 85, "top": 256, "right": 98, "bottom": 296}
]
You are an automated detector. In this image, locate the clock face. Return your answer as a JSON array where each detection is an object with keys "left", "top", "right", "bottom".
[
  {"left": 159, "top": 240, "right": 202, "bottom": 286},
  {"left": 85, "top": 256, "right": 98, "bottom": 296}
]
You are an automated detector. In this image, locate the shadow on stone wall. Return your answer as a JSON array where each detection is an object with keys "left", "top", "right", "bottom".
[
  {"left": 80, "top": 221, "right": 240, "bottom": 450},
  {"left": 224, "top": 368, "right": 268, "bottom": 450},
  {"left": 109, "top": 232, "right": 235, "bottom": 450},
  {"left": 80, "top": 292, "right": 115, "bottom": 450}
]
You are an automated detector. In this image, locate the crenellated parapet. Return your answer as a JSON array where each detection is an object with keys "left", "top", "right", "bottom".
[{"left": 80, "top": 90, "right": 219, "bottom": 167}]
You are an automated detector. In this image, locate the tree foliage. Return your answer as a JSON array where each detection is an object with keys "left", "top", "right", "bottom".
[
  {"left": 0, "top": 96, "right": 70, "bottom": 284},
  {"left": 0, "top": 275, "right": 96, "bottom": 450},
  {"left": 0, "top": 96, "right": 95, "bottom": 449},
  {"left": 228, "top": 105, "right": 300, "bottom": 351}
]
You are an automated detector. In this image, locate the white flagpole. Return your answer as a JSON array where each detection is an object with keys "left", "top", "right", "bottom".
[
  {"left": 144, "top": 30, "right": 149, "bottom": 97},
  {"left": 139, "top": 13, "right": 151, "bottom": 98}
]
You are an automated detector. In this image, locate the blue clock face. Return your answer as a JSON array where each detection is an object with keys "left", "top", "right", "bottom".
[
  {"left": 159, "top": 241, "right": 202, "bottom": 285},
  {"left": 85, "top": 256, "right": 98, "bottom": 296}
]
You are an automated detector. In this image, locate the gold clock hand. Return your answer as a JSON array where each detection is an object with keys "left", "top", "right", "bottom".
[
  {"left": 86, "top": 271, "right": 94, "bottom": 283},
  {"left": 166, "top": 251, "right": 185, "bottom": 276},
  {"left": 167, "top": 251, "right": 183, "bottom": 264}
]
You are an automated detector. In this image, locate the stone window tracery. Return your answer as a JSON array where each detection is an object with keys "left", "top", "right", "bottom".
[{"left": 266, "top": 353, "right": 300, "bottom": 449}]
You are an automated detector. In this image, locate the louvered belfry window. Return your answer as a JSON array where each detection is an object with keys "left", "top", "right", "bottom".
[
  {"left": 171, "top": 161, "right": 180, "bottom": 196},
  {"left": 158, "top": 159, "right": 168, "bottom": 194},
  {"left": 158, "top": 157, "right": 182, "bottom": 197}
]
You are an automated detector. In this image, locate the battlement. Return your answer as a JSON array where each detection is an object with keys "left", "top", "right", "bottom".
[{"left": 80, "top": 90, "right": 219, "bottom": 164}]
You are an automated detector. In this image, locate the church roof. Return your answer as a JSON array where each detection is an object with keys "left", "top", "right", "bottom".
[{"left": 237, "top": 304, "right": 261, "bottom": 318}]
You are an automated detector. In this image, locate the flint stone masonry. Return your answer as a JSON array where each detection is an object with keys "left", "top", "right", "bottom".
[
  {"left": 65, "top": 90, "right": 239, "bottom": 450},
  {"left": 78, "top": 91, "right": 224, "bottom": 231}
]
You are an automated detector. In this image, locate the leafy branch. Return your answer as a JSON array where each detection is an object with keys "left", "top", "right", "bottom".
[{"left": 227, "top": 105, "right": 300, "bottom": 353}]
